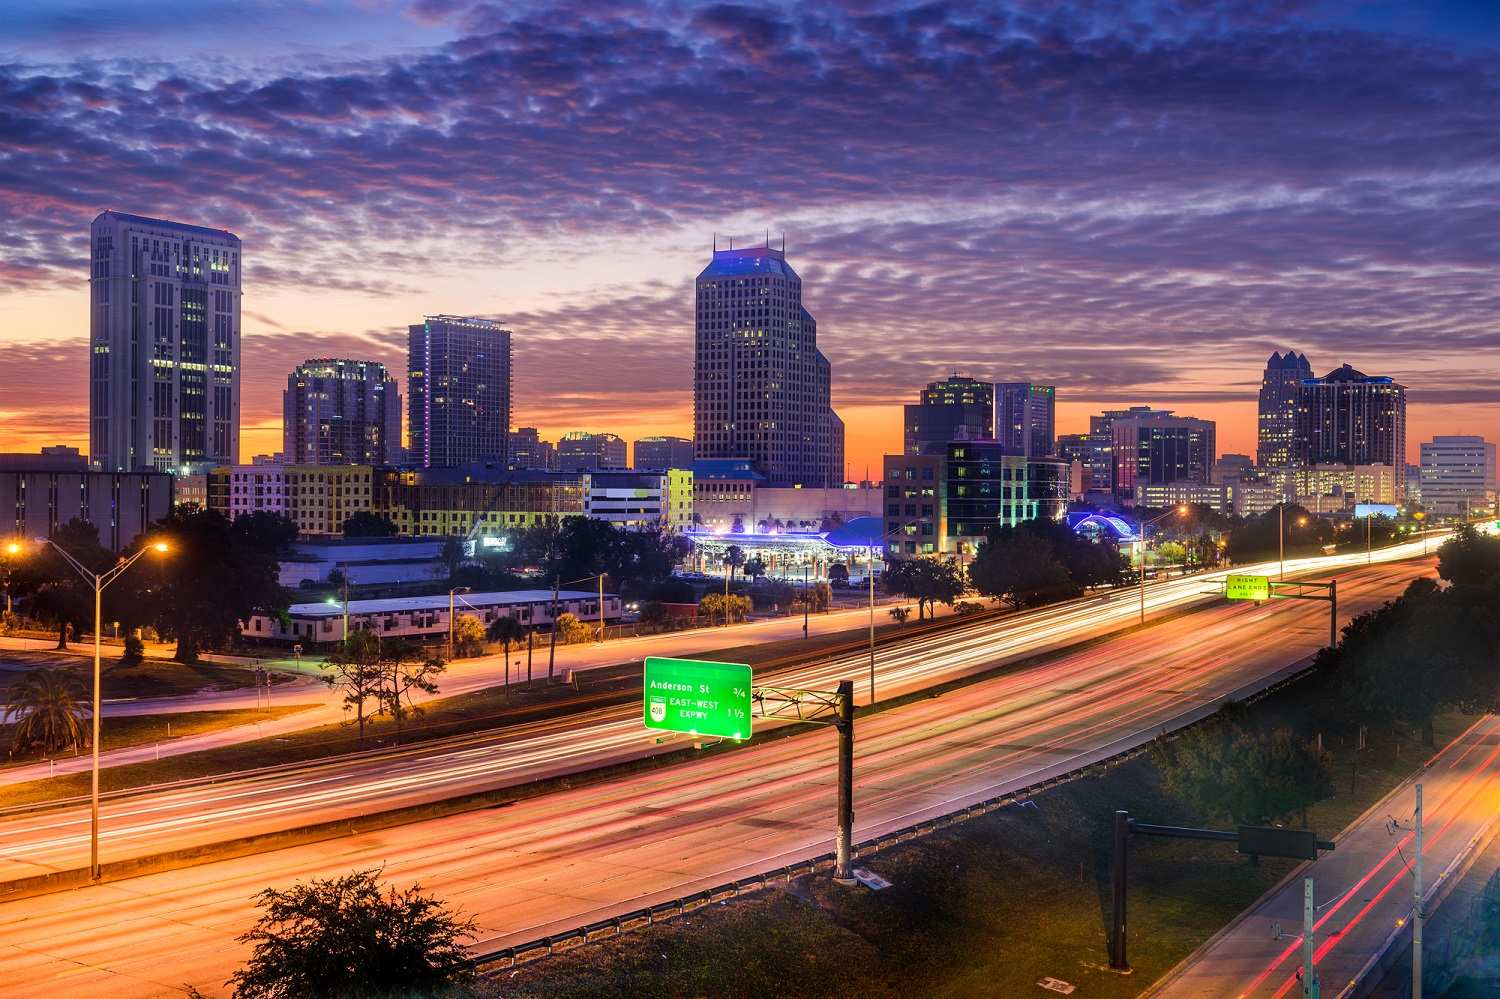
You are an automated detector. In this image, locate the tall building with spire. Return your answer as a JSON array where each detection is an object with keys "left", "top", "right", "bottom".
[
  {"left": 89, "top": 211, "right": 242, "bottom": 472},
  {"left": 1257, "top": 350, "right": 1313, "bottom": 467},
  {"left": 693, "top": 242, "right": 843, "bottom": 487}
]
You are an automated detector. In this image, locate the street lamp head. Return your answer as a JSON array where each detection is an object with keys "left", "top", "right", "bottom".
[
  {"left": 3, "top": 541, "right": 19, "bottom": 556},
  {"left": 1176, "top": 504, "right": 1189, "bottom": 515},
  {"left": 325, "top": 596, "right": 338, "bottom": 606},
  {"left": 1297, "top": 516, "right": 1308, "bottom": 526},
  {"left": 152, "top": 541, "right": 170, "bottom": 554}
]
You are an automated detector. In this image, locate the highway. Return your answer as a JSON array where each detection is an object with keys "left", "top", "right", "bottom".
[
  {"left": 1152, "top": 712, "right": 1500, "bottom": 998},
  {"left": 0, "top": 554, "right": 1438, "bottom": 997},
  {"left": 0, "top": 541, "right": 1439, "bottom": 881}
]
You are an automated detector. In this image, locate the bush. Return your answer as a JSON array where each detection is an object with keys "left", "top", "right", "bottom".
[
  {"left": 698, "top": 593, "right": 752, "bottom": 625},
  {"left": 229, "top": 868, "right": 475, "bottom": 999},
  {"left": 120, "top": 635, "right": 146, "bottom": 664},
  {"left": 554, "top": 612, "right": 594, "bottom": 644},
  {"left": 451, "top": 614, "right": 486, "bottom": 658}
]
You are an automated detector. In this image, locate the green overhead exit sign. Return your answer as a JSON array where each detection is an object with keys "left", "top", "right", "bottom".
[
  {"left": 1225, "top": 574, "right": 1271, "bottom": 601},
  {"left": 643, "top": 657, "right": 753, "bottom": 740}
]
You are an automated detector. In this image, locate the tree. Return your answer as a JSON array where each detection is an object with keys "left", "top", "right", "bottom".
[
  {"left": 451, "top": 613, "right": 486, "bottom": 658},
  {"left": 440, "top": 537, "right": 465, "bottom": 579},
  {"left": 743, "top": 556, "right": 767, "bottom": 582},
  {"left": 3, "top": 667, "right": 88, "bottom": 757},
  {"left": 321, "top": 630, "right": 384, "bottom": 742},
  {"left": 698, "top": 592, "right": 751, "bottom": 625},
  {"left": 375, "top": 643, "right": 445, "bottom": 745},
  {"left": 884, "top": 557, "right": 965, "bottom": 620},
  {"left": 1153, "top": 714, "right": 1333, "bottom": 827},
  {"left": 145, "top": 507, "right": 290, "bottom": 663},
  {"left": 637, "top": 600, "right": 671, "bottom": 632},
  {"left": 487, "top": 616, "right": 525, "bottom": 681},
  {"left": 233, "top": 511, "right": 299, "bottom": 555},
  {"left": 888, "top": 606, "right": 911, "bottom": 626},
  {"left": 553, "top": 611, "right": 592, "bottom": 644},
  {"left": 120, "top": 635, "right": 145, "bottom": 664},
  {"left": 828, "top": 563, "right": 850, "bottom": 586},
  {"left": 229, "top": 868, "right": 475, "bottom": 999},
  {"left": 1226, "top": 504, "right": 1332, "bottom": 564},
  {"left": 342, "top": 511, "right": 398, "bottom": 539},
  {"left": 1438, "top": 524, "right": 1500, "bottom": 587},
  {"left": 723, "top": 545, "right": 746, "bottom": 579},
  {"left": 12, "top": 518, "right": 111, "bottom": 650},
  {"left": 969, "top": 530, "right": 1076, "bottom": 609}
]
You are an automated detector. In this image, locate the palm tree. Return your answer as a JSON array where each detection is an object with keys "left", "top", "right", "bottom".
[
  {"left": 3, "top": 667, "right": 88, "bottom": 757},
  {"left": 487, "top": 616, "right": 526, "bottom": 696}
]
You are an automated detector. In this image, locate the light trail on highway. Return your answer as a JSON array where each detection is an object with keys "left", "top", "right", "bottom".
[
  {"left": 0, "top": 538, "right": 1446, "bottom": 883},
  {"left": 0, "top": 554, "right": 1441, "bottom": 997}
]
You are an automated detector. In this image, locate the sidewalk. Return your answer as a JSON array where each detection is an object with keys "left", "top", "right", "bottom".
[{"left": 1150, "top": 714, "right": 1500, "bottom": 999}]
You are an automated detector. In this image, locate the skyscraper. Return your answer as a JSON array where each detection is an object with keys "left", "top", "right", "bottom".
[
  {"left": 556, "top": 431, "right": 627, "bottom": 472},
  {"left": 904, "top": 375, "right": 993, "bottom": 455},
  {"left": 693, "top": 243, "right": 843, "bottom": 488},
  {"left": 89, "top": 211, "right": 241, "bottom": 472},
  {"left": 407, "top": 315, "right": 511, "bottom": 469},
  {"left": 1106, "top": 408, "right": 1216, "bottom": 503},
  {"left": 633, "top": 435, "right": 695, "bottom": 470},
  {"left": 995, "top": 382, "right": 1056, "bottom": 456},
  {"left": 1256, "top": 350, "right": 1313, "bottom": 467},
  {"left": 1295, "top": 363, "right": 1407, "bottom": 488},
  {"left": 282, "top": 359, "right": 401, "bottom": 465},
  {"left": 1418, "top": 435, "right": 1494, "bottom": 516},
  {"left": 508, "top": 427, "right": 555, "bottom": 471}
]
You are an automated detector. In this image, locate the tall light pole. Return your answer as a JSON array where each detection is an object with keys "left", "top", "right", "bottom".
[
  {"left": 2, "top": 540, "right": 18, "bottom": 616},
  {"left": 1138, "top": 506, "right": 1188, "bottom": 625},
  {"left": 447, "top": 585, "right": 471, "bottom": 660},
  {"left": 33, "top": 536, "right": 169, "bottom": 880},
  {"left": 1278, "top": 506, "right": 1307, "bottom": 581}
]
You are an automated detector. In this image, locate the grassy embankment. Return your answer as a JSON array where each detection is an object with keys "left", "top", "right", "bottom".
[{"left": 485, "top": 664, "right": 1468, "bottom": 999}]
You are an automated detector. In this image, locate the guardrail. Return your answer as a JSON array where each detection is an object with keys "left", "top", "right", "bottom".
[{"left": 472, "top": 655, "right": 1323, "bottom": 972}]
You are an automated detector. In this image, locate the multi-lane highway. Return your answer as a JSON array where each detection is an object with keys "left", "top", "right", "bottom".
[
  {"left": 1153, "top": 712, "right": 1500, "bottom": 998},
  {"left": 0, "top": 540, "right": 1440, "bottom": 882},
  {"left": 0, "top": 553, "right": 1438, "bottom": 997}
]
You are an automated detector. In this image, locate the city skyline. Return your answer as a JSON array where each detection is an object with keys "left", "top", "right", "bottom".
[{"left": 2, "top": 3, "right": 1498, "bottom": 473}]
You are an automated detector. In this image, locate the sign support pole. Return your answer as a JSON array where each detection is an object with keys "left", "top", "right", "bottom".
[
  {"left": 834, "top": 679, "right": 855, "bottom": 884},
  {"left": 1110, "top": 809, "right": 1129, "bottom": 970},
  {"left": 1302, "top": 878, "right": 1315, "bottom": 999}
]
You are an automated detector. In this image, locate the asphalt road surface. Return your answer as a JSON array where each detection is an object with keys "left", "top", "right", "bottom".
[{"left": 0, "top": 554, "right": 1436, "bottom": 997}]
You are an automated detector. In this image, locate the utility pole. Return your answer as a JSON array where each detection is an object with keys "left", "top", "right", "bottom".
[
  {"left": 597, "top": 572, "right": 605, "bottom": 644},
  {"left": 723, "top": 557, "right": 731, "bottom": 627},
  {"left": 1110, "top": 810, "right": 1129, "bottom": 970},
  {"left": 1366, "top": 514, "right": 1372, "bottom": 565},
  {"left": 1413, "top": 783, "right": 1424, "bottom": 999},
  {"left": 547, "top": 574, "right": 559, "bottom": 680},
  {"left": 1328, "top": 579, "right": 1338, "bottom": 649},
  {"left": 526, "top": 628, "right": 533, "bottom": 687},
  {"left": 1302, "top": 877, "right": 1316, "bottom": 999},
  {"left": 833, "top": 679, "right": 855, "bottom": 884}
]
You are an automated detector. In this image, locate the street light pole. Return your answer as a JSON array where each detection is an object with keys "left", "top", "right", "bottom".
[
  {"left": 1279, "top": 503, "right": 1286, "bottom": 581},
  {"left": 802, "top": 561, "right": 809, "bottom": 640},
  {"left": 447, "top": 585, "right": 470, "bottom": 661},
  {"left": 1138, "top": 506, "right": 1188, "bottom": 626},
  {"left": 37, "top": 538, "right": 167, "bottom": 880}
]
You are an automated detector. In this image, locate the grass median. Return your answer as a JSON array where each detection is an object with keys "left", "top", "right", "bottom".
[{"left": 484, "top": 665, "right": 1470, "bottom": 999}]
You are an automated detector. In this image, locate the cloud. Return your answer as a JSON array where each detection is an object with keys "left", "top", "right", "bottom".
[{"left": 1, "top": 2, "right": 1498, "bottom": 460}]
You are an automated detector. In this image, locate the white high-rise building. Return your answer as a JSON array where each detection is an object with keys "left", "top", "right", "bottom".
[
  {"left": 89, "top": 211, "right": 242, "bottom": 473},
  {"left": 1419, "top": 435, "right": 1496, "bottom": 517},
  {"left": 693, "top": 242, "right": 843, "bottom": 487}
]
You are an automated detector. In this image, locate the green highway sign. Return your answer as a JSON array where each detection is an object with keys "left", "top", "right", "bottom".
[
  {"left": 643, "top": 657, "right": 753, "bottom": 740},
  {"left": 1225, "top": 574, "right": 1271, "bottom": 601}
]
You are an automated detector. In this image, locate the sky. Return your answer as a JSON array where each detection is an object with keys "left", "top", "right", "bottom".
[{"left": 1, "top": 0, "right": 1497, "bottom": 475}]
